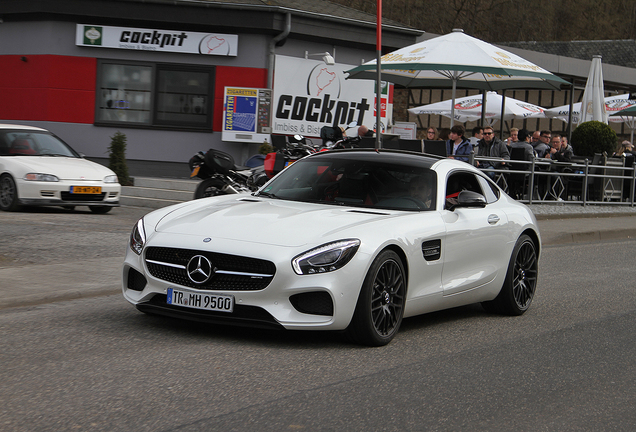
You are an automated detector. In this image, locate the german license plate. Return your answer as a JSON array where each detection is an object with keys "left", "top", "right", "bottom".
[
  {"left": 70, "top": 186, "right": 102, "bottom": 194},
  {"left": 167, "top": 288, "right": 234, "bottom": 313}
]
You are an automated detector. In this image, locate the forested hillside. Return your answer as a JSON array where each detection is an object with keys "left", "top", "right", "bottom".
[{"left": 332, "top": 0, "right": 636, "bottom": 43}]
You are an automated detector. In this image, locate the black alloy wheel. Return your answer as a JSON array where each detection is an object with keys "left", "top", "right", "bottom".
[
  {"left": 347, "top": 250, "right": 406, "bottom": 346},
  {"left": 482, "top": 234, "right": 538, "bottom": 315}
]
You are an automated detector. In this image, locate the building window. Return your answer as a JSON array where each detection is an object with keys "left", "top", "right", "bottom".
[{"left": 96, "top": 60, "right": 214, "bottom": 130}]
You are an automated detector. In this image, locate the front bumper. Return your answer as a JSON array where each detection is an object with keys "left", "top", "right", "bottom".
[
  {"left": 17, "top": 179, "right": 121, "bottom": 207},
  {"left": 122, "top": 240, "right": 369, "bottom": 331}
]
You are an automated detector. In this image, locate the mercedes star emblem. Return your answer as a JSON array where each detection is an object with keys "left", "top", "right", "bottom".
[{"left": 186, "top": 255, "right": 214, "bottom": 284}]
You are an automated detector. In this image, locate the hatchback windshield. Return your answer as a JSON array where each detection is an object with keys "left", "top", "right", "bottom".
[
  {"left": 258, "top": 152, "right": 437, "bottom": 211},
  {"left": 0, "top": 130, "right": 79, "bottom": 157}
]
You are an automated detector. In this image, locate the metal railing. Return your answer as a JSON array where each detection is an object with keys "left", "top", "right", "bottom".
[{"left": 467, "top": 153, "right": 636, "bottom": 206}]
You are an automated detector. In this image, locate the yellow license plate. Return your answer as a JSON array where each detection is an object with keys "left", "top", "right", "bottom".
[
  {"left": 190, "top": 166, "right": 200, "bottom": 178},
  {"left": 70, "top": 186, "right": 102, "bottom": 194}
]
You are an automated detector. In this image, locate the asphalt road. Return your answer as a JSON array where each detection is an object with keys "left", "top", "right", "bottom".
[{"left": 1, "top": 235, "right": 635, "bottom": 431}]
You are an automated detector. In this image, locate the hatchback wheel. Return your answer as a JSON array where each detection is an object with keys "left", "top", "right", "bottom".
[{"left": 0, "top": 174, "right": 20, "bottom": 211}]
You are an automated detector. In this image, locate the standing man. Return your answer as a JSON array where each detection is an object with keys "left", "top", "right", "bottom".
[
  {"left": 532, "top": 130, "right": 551, "bottom": 158},
  {"left": 476, "top": 126, "right": 510, "bottom": 176},
  {"left": 469, "top": 126, "right": 483, "bottom": 150},
  {"left": 445, "top": 124, "right": 472, "bottom": 163}
]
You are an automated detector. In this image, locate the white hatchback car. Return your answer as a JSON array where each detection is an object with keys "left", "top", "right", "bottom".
[{"left": 0, "top": 124, "right": 121, "bottom": 213}]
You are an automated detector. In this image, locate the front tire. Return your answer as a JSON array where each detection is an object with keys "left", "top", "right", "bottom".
[
  {"left": 482, "top": 234, "right": 538, "bottom": 315},
  {"left": 89, "top": 206, "right": 112, "bottom": 214},
  {"left": 0, "top": 174, "right": 20, "bottom": 211},
  {"left": 346, "top": 250, "right": 406, "bottom": 346},
  {"left": 194, "top": 178, "right": 228, "bottom": 199}
]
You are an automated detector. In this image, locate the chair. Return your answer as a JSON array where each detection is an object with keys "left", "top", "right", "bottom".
[
  {"left": 603, "top": 156, "right": 626, "bottom": 201},
  {"left": 622, "top": 154, "right": 634, "bottom": 201},
  {"left": 508, "top": 147, "right": 530, "bottom": 200},
  {"left": 357, "top": 137, "right": 376, "bottom": 148},
  {"left": 270, "top": 135, "right": 287, "bottom": 151},
  {"left": 334, "top": 173, "right": 375, "bottom": 205},
  {"left": 398, "top": 139, "right": 423, "bottom": 152},
  {"left": 381, "top": 139, "right": 400, "bottom": 149},
  {"left": 567, "top": 153, "right": 604, "bottom": 202},
  {"left": 9, "top": 138, "right": 37, "bottom": 155},
  {"left": 424, "top": 140, "right": 447, "bottom": 157}
]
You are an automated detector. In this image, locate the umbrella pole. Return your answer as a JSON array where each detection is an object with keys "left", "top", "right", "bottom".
[
  {"left": 450, "top": 75, "right": 457, "bottom": 127},
  {"left": 480, "top": 90, "right": 486, "bottom": 127},
  {"left": 499, "top": 90, "right": 506, "bottom": 139},
  {"left": 375, "top": 0, "right": 382, "bottom": 149}
]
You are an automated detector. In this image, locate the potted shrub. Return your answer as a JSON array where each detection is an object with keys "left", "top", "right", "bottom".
[
  {"left": 108, "top": 131, "right": 132, "bottom": 185},
  {"left": 570, "top": 121, "right": 617, "bottom": 158}
]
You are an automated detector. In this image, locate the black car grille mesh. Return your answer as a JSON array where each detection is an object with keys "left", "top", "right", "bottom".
[
  {"left": 145, "top": 247, "right": 276, "bottom": 291},
  {"left": 60, "top": 192, "right": 106, "bottom": 202}
]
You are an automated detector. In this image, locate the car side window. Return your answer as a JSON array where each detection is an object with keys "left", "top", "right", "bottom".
[
  {"left": 444, "top": 171, "right": 484, "bottom": 209},
  {"left": 476, "top": 175, "right": 500, "bottom": 203}
]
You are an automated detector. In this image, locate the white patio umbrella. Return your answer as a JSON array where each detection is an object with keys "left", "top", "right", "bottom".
[
  {"left": 579, "top": 55, "right": 608, "bottom": 124},
  {"left": 609, "top": 104, "right": 636, "bottom": 143},
  {"left": 408, "top": 91, "right": 546, "bottom": 125},
  {"left": 346, "top": 29, "right": 568, "bottom": 126},
  {"left": 546, "top": 93, "right": 636, "bottom": 125}
]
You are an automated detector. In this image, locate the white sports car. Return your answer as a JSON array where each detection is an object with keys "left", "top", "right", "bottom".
[
  {"left": 0, "top": 124, "right": 121, "bottom": 213},
  {"left": 123, "top": 149, "right": 540, "bottom": 346}
]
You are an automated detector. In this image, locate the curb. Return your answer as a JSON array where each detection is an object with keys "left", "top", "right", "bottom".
[{"left": 0, "top": 286, "right": 121, "bottom": 310}]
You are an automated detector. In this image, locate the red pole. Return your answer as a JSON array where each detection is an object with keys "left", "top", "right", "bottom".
[{"left": 375, "top": 0, "right": 382, "bottom": 149}]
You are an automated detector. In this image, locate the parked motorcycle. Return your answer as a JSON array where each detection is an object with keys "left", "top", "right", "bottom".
[{"left": 189, "top": 149, "right": 267, "bottom": 199}]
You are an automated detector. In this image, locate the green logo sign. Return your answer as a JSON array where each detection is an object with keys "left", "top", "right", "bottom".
[{"left": 83, "top": 26, "right": 102, "bottom": 45}]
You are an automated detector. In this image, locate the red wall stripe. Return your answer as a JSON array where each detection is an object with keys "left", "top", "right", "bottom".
[
  {"left": 0, "top": 55, "right": 96, "bottom": 123},
  {"left": 0, "top": 55, "right": 268, "bottom": 129}
]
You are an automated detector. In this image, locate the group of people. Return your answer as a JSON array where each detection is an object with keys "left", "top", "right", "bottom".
[{"left": 432, "top": 124, "right": 576, "bottom": 172}]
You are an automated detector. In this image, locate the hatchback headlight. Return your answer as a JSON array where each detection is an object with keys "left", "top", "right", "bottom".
[
  {"left": 24, "top": 173, "right": 59, "bottom": 182},
  {"left": 292, "top": 239, "right": 360, "bottom": 275},
  {"left": 104, "top": 175, "right": 119, "bottom": 183},
  {"left": 130, "top": 218, "right": 146, "bottom": 255}
]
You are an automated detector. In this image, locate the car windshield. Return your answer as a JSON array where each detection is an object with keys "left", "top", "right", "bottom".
[
  {"left": 0, "top": 130, "right": 79, "bottom": 157},
  {"left": 258, "top": 151, "right": 437, "bottom": 211}
]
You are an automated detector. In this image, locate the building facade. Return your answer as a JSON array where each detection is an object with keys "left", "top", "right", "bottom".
[{"left": 0, "top": 0, "right": 419, "bottom": 176}]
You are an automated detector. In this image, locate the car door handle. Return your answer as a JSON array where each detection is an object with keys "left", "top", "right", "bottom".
[{"left": 487, "top": 214, "right": 500, "bottom": 225}]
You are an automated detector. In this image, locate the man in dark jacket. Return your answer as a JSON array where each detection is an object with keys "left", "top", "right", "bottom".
[
  {"left": 445, "top": 124, "right": 472, "bottom": 163},
  {"left": 476, "top": 126, "right": 510, "bottom": 176}
]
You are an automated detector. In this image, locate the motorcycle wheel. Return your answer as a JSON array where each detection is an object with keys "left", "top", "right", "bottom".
[{"left": 194, "top": 178, "right": 228, "bottom": 199}]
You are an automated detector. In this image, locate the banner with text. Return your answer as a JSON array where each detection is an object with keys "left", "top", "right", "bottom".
[
  {"left": 273, "top": 55, "right": 391, "bottom": 138},
  {"left": 76, "top": 24, "right": 238, "bottom": 56}
]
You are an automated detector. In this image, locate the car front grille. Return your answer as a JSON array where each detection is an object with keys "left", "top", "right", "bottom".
[
  {"left": 60, "top": 192, "right": 106, "bottom": 202},
  {"left": 145, "top": 246, "right": 276, "bottom": 291}
]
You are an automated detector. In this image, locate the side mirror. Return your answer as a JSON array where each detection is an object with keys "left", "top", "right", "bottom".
[{"left": 456, "top": 190, "right": 487, "bottom": 208}]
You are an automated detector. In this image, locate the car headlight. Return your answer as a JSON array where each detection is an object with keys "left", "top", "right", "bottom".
[
  {"left": 130, "top": 218, "right": 146, "bottom": 255},
  {"left": 292, "top": 239, "right": 360, "bottom": 275},
  {"left": 104, "top": 175, "right": 119, "bottom": 183},
  {"left": 24, "top": 173, "right": 59, "bottom": 182}
]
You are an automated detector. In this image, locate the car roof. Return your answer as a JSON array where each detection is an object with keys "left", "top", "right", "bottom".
[
  {"left": 306, "top": 148, "right": 441, "bottom": 169},
  {"left": 0, "top": 124, "right": 48, "bottom": 132}
]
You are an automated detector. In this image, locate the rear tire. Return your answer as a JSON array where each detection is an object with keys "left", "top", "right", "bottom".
[
  {"left": 482, "top": 234, "right": 538, "bottom": 315},
  {"left": 346, "top": 250, "right": 406, "bottom": 346},
  {"left": 194, "top": 178, "right": 228, "bottom": 199},
  {"left": 0, "top": 174, "right": 20, "bottom": 211}
]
